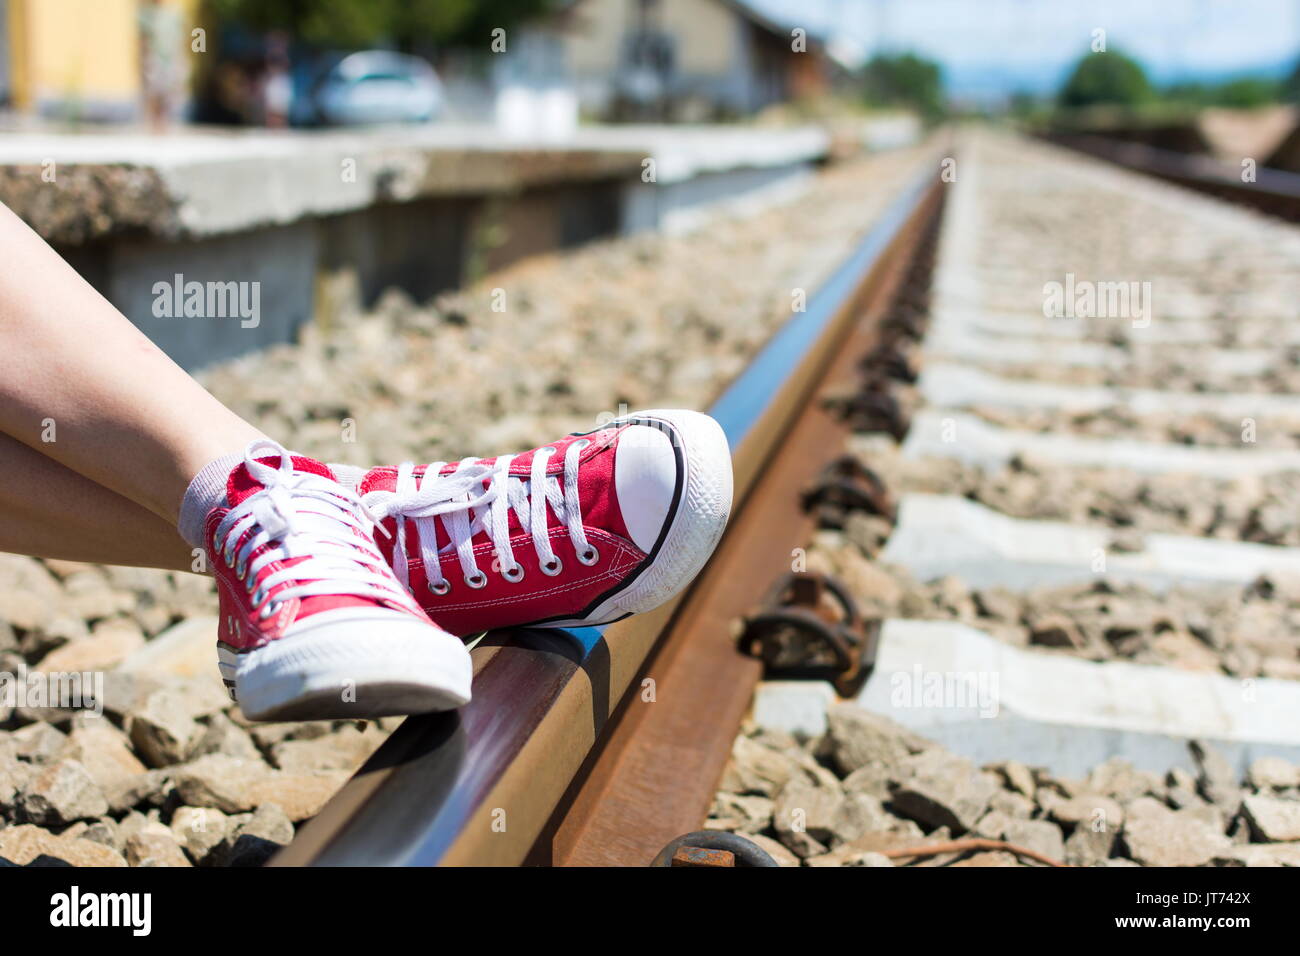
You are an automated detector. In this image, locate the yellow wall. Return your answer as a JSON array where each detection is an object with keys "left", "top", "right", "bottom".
[
  {"left": 10, "top": 0, "right": 141, "bottom": 109},
  {"left": 7, "top": 0, "right": 201, "bottom": 112}
]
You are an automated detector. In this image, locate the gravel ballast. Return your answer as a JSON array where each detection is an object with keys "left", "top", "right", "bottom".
[{"left": 708, "top": 706, "right": 1300, "bottom": 867}]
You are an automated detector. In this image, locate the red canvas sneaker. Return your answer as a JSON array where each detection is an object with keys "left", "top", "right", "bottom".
[
  {"left": 359, "top": 409, "right": 733, "bottom": 635},
  {"left": 209, "top": 440, "right": 472, "bottom": 721}
]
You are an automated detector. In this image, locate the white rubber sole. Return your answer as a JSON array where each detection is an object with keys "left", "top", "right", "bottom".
[
  {"left": 219, "top": 612, "right": 473, "bottom": 722},
  {"left": 543, "top": 408, "right": 734, "bottom": 628}
]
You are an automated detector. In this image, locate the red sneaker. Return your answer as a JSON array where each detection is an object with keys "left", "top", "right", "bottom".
[
  {"left": 359, "top": 409, "right": 732, "bottom": 635},
  {"left": 209, "top": 440, "right": 472, "bottom": 721}
]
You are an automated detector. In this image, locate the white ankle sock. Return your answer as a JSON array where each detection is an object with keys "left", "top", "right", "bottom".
[{"left": 178, "top": 452, "right": 244, "bottom": 549}]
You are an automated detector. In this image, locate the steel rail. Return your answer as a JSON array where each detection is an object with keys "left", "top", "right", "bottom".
[
  {"left": 540, "top": 176, "right": 944, "bottom": 867},
  {"left": 1041, "top": 132, "right": 1300, "bottom": 223},
  {"left": 272, "top": 151, "right": 947, "bottom": 868}
]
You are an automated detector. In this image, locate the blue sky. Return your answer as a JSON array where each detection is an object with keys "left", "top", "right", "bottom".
[{"left": 748, "top": 0, "right": 1300, "bottom": 100}]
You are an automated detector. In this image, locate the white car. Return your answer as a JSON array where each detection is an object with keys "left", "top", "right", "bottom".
[{"left": 313, "top": 51, "right": 443, "bottom": 125}]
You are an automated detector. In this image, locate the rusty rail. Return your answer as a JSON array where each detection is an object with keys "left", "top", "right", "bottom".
[
  {"left": 272, "top": 151, "right": 947, "bottom": 868},
  {"left": 1041, "top": 132, "right": 1300, "bottom": 223}
]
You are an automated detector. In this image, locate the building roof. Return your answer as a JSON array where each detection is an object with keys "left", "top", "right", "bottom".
[
  {"left": 714, "top": 0, "right": 865, "bottom": 69},
  {"left": 720, "top": 0, "right": 820, "bottom": 44},
  {"left": 560, "top": 0, "right": 864, "bottom": 69}
]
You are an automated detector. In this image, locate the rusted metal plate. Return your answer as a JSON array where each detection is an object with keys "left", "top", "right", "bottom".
[
  {"left": 672, "top": 846, "right": 736, "bottom": 867},
  {"left": 738, "top": 570, "right": 878, "bottom": 697}
]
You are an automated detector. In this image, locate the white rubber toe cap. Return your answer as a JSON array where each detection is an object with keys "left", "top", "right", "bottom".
[{"left": 614, "top": 424, "right": 678, "bottom": 552}]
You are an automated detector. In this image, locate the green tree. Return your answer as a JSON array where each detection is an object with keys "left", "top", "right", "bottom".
[
  {"left": 206, "top": 0, "right": 561, "bottom": 50},
  {"left": 861, "top": 52, "right": 945, "bottom": 122},
  {"left": 1213, "top": 76, "right": 1278, "bottom": 108},
  {"left": 1162, "top": 80, "right": 1211, "bottom": 108},
  {"left": 1057, "top": 49, "right": 1153, "bottom": 108},
  {"left": 1285, "top": 59, "right": 1300, "bottom": 102}
]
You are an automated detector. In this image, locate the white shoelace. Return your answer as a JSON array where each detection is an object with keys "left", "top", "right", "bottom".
[
  {"left": 213, "top": 440, "right": 419, "bottom": 620},
  {"left": 362, "top": 441, "right": 599, "bottom": 594}
]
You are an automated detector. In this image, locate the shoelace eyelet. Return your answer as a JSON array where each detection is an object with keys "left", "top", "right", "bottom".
[
  {"left": 222, "top": 439, "right": 415, "bottom": 619},
  {"left": 577, "top": 546, "right": 600, "bottom": 566},
  {"left": 502, "top": 564, "right": 525, "bottom": 583},
  {"left": 464, "top": 571, "right": 488, "bottom": 589},
  {"left": 540, "top": 557, "right": 563, "bottom": 576},
  {"left": 429, "top": 579, "right": 451, "bottom": 596}
]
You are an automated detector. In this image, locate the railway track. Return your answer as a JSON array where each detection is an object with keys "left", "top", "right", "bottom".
[
  {"left": 275, "top": 128, "right": 1300, "bottom": 868},
  {"left": 271, "top": 145, "right": 950, "bottom": 868},
  {"left": 700, "top": 131, "right": 1300, "bottom": 868},
  {"left": 1043, "top": 131, "right": 1300, "bottom": 224}
]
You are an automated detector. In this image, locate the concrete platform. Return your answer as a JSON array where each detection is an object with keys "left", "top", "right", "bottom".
[
  {"left": 0, "top": 123, "right": 830, "bottom": 242},
  {"left": 902, "top": 409, "right": 1300, "bottom": 477},
  {"left": 881, "top": 492, "right": 1300, "bottom": 591},
  {"left": 0, "top": 123, "right": 853, "bottom": 370},
  {"left": 852, "top": 619, "right": 1300, "bottom": 778},
  {"left": 919, "top": 361, "right": 1300, "bottom": 420}
]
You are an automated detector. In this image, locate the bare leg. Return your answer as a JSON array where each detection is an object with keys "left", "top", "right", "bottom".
[
  {"left": 0, "top": 431, "right": 193, "bottom": 570},
  {"left": 0, "top": 202, "right": 479, "bottom": 721},
  {"left": 0, "top": 201, "right": 264, "bottom": 524}
]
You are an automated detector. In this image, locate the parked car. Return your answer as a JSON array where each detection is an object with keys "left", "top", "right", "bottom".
[{"left": 311, "top": 51, "right": 443, "bottom": 125}]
